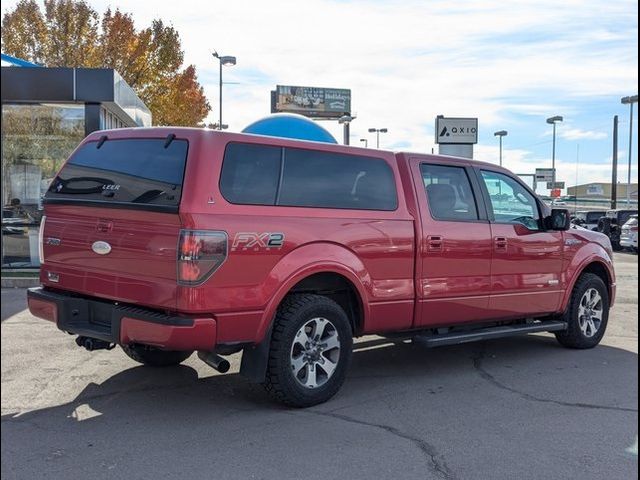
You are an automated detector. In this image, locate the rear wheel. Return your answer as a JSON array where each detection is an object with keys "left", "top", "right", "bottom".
[
  {"left": 555, "top": 273, "right": 609, "bottom": 349},
  {"left": 263, "top": 294, "right": 353, "bottom": 407},
  {"left": 597, "top": 217, "right": 612, "bottom": 235},
  {"left": 121, "top": 344, "right": 193, "bottom": 367}
]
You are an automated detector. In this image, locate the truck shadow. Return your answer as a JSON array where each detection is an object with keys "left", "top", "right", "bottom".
[{"left": 2, "top": 335, "right": 637, "bottom": 477}]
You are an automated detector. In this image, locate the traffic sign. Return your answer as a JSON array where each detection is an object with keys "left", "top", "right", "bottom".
[
  {"left": 535, "top": 168, "right": 555, "bottom": 182},
  {"left": 546, "top": 181, "right": 565, "bottom": 189}
]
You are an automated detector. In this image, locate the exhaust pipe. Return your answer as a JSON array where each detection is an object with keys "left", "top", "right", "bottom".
[
  {"left": 198, "top": 350, "right": 231, "bottom": 373},
  {"left": 75, "top": 336, "right": 115, "bottom": 351}
]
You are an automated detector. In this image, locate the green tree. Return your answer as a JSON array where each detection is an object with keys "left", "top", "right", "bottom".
[{"left": 1, "top": 0, "right": 211, "bottom": 126}]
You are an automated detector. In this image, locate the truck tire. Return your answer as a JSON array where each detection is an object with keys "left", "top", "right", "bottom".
[
  {"left": 597, "top": 217, "right": 612, "bottom": 235},
  {"left": 263, "top": 294, "right": 353, "bottom": 407},
  {"left": 121, "top": 344, "right": 193, "bottom": 367},
  {"left": 555, "top": 273, "right": 609, "bottom": 349},
  {"left": 610, "top": 232, "right": 622, "bottom": 251}
]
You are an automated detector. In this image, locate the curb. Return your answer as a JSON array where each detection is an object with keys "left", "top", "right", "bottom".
[{"left": 1, "top": 277, "right": 40, "bottom": 288}]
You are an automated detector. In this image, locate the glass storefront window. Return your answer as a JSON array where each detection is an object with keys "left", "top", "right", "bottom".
[{"left": 2, "top": 103, "right": 84, "bottom": 268}]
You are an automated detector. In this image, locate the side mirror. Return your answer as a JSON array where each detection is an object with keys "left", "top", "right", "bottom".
[{"left": 545, "top": 209, "right": 571, "bottom": 231}]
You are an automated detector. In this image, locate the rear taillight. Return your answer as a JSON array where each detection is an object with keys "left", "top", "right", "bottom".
[
  {"left": 177, "top": 230, "right": 227, "bottom": 285},
  {"left": 631, "top": 226, "right": 638, "bottom": 232},
  {"left": 38, "top": 215, "right": 47, "bottom": 265}
]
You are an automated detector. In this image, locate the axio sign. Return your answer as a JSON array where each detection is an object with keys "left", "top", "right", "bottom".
[{"left": 435, "top": 117, "right": 478, "bottom": 144}]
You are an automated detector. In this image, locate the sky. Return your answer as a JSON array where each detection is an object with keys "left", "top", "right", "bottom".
[{"left": 4, "top": 0, "right": 638, "bottom": 193}]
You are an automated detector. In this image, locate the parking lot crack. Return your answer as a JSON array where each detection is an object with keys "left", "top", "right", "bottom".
[
  {"left": 305, "top": 410, "right": 457, "bottom": 480},
  {"left": 472, "top": 349, "right": 638, "bottom": 413}
]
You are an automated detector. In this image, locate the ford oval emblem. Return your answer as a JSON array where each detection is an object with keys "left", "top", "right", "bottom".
[{"left": 91, "top": 241, "right": 112, "bottom": 255}]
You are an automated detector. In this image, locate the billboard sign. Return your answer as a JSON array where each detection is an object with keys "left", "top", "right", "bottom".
[
  {"left": 435, "top": 117, "right": 478, "bottom": 144},
  {"left": 272, "top": 85, "right": 351, "bottom": 119},
  {"left": 535, "top": 168, "right": 555, "bottom": 183}
]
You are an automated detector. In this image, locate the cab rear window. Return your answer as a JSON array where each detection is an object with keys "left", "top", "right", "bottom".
[{"left": 45, "top": 138, "right": 188, "bottom": 212}]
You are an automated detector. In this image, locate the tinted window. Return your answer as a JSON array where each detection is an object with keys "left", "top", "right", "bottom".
[
  {"left": 481, "top": 170, "right": 540, "bottom": 230},
  {"left": 279, "top": 148, "right": 397, "bottom": 210},
  {"left": 618, "top": 211, "right": 637, "bottom": 225},
  {"left": 586, "top": 212, "right": 604, "bottom": 223},
  {"left": 45, "top": 138, "right": 188, "bottom": 210},
  {"left": 219, "top": 143, "right": 281, "bottom": 205},
  {"left": 219, "top": 143, "right": 398, "bottom": 211},
  {"left": 420, "top": 164, "right": 479, "bottom": 221}
]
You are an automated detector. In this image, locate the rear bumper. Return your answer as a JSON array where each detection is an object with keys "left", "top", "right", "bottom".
[{"left": 27, "top": 287, "right": 216, "bottom": 351}]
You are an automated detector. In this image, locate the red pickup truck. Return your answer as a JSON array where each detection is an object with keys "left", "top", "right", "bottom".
[{"left": 28, "top": 128, "right": 615, "bottom": 407}]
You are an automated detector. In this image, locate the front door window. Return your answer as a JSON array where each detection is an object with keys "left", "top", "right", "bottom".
[{"left": 480, "top": 170, "right": 540, "bottom": 231}]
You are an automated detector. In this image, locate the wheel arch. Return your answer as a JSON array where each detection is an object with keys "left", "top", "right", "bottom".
[
  {"left": 561, "top": 258, "right": 615, "bottom": 312},
  {"left": 239, "top": 243, "right": 371, "bottom": 383}
]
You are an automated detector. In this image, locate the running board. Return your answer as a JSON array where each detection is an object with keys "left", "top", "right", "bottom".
[{"left": 413, "top": 320, "right": 568, "bottom": 348}]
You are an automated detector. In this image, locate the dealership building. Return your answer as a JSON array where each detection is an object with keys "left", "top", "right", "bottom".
[
  {"left": 1, "top": 54, "right": 151, "bottom": 269},
  {"left": 567, "top": 182, "right": 638, "bottom": 201}
]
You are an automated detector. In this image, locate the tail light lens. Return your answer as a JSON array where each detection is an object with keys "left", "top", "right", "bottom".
[
  {"left": 177, "top": 230, "right": 227, "bottom": 285},
  {"left": 630, "top": 226, "right": 638, "bottom": 232},
  {"left": 38, "top": 215, "right": 47, "bottom": 265}
]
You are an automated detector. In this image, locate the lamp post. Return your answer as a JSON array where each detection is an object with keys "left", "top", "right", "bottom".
[
  {"left": 368, "top": 127, "right": 388, "bottom": 148},
  {"left": 360, "top": 138, "right": 368, "bottom": 148},
  {"left": 212, "top": 51, "right": 236, "bottom": 130},
  {"left": 338, "top": 115, "right": 356, "bottom": 145},
  {"left": 494, "top": 130, "right": 507, "bottom": 167},
  {"left": 621, "top": 95, "right": 638, "bottom": 206},
  {"left": 546, "top": 115, "right": 563, "bottom": 183}
]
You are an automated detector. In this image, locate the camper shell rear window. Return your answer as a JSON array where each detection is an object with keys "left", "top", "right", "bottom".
[{"left": 44, "top": 138, "right": 188, "bottom": 212}]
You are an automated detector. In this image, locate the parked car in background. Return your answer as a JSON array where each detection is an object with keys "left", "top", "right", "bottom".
[
  {"left": 572, "top": 210, "right": 607, "bottom": 231},
  {"left": 27, "top": 128, "right": 616, "bottom": 407},
  {"left": 620, "top": 214, "right": 638, "bottom": 253},
  {"left": 598, "top": 209, "right": 638, "bottom": 250}
]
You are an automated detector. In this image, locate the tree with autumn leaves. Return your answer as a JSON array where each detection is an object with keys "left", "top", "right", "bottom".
[{"left": 1, "top": 0, "right": 211, "bottom": 126}]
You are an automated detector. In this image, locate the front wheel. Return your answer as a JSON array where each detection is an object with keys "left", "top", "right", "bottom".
[
  {"left": 555, "top": 273, "right": 609, "bottom": 349},
  {"left": 121, "top": 344, "right": 193, "bottom": 367},
  {"left": 263, "top": 294, "right": 353, "bottom": 407}
]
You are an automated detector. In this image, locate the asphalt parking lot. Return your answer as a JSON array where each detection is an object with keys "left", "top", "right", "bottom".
[{"left": 1, "top": 252, "right": 637, "bottom": 480}]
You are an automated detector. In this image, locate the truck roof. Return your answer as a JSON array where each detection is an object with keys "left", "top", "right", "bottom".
[{"left": 86, "top": 126, "right": 508, "bottom": 171}]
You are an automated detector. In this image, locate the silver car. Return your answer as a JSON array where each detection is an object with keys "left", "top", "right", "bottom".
[{"left": 620, "top": 215, "right": 638, "bottom": 252}]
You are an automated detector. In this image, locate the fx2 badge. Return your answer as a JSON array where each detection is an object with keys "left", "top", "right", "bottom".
[{"left": 232, "top": 232, "right": 285, "bottom": 251}]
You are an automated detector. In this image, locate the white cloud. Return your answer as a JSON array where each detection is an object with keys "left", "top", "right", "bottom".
[
  {"left": 3, "top": 0, "right": 637, "bottom": 185},
  {"left": 559, "top": 128, "right": 608, "bottom": 140}
]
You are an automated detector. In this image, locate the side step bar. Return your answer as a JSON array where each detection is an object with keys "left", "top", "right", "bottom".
[{"left": 414, "top": 320, "right": 567, "bottom": 348}]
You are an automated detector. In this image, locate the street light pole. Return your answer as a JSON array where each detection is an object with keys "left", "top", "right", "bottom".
[
  {"left": 338, "top": 115, "right": 356, "bottom": 145},
  {"left": 621, "top": 95, "right": 638, "bottom": 206},
  {"left": 546, "top": 116, "right": 563, "bottom": 184},
  {"left": 212, "top": 51, "right": 237, "bottom": 130},
  {"left": 494, "top": 130, "right": 507, "bottom": 167},
  {"left": 368, "top": 127, "right": 388, "bottom": 148}
]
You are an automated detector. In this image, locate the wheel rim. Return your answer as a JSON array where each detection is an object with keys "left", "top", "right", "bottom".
[
  {"left": 290, "top": 317, "right": 341, "bottom": 389},
  {"left": 578, "top": 288, "right": 604, "bottom": 338}
]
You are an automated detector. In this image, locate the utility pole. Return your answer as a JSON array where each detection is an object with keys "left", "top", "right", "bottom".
[
  {"left": 611, "top": 115, "right": 618, "bottom": 210},
  {"left": 621, "top": 95, "right": 638, "bottom": 206}
]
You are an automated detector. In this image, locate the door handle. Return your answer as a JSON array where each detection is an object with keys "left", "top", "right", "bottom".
[
  {"left": 495, "top": 236, "right": 508, "bottom": 251},
  {"left": 426, "top": 235, "right": 443, "bottom": 252},
  {"left": 96, "top": 219, "right": 113, "bottom": 233}
]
